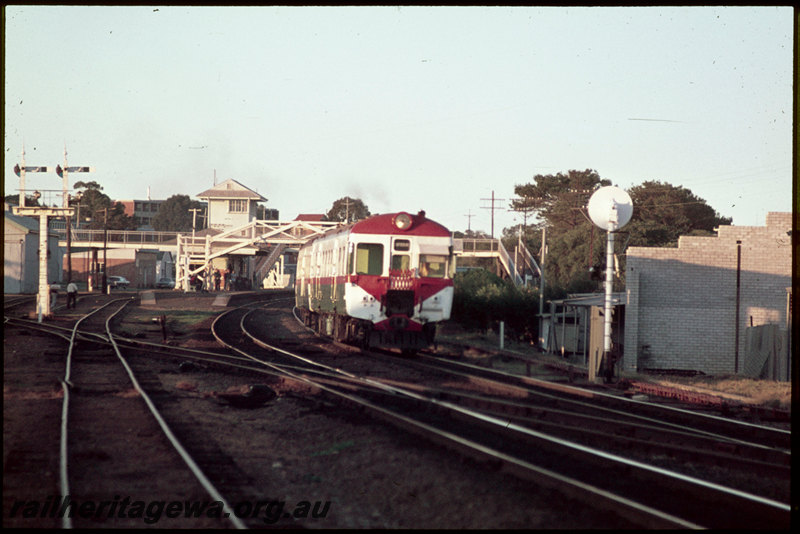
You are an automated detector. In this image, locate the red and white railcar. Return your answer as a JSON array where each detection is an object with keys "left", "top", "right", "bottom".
[{"left": 295, "top": 211, "right": 455, "bottom": 351}]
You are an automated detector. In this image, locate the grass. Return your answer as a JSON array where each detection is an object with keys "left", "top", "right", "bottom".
[
  {"left": 436, "top": 324, "right": 791, "bottom": 411},
  {"left": 121, "top": 308, "right": 220, "bottom": 337},
  {"left": 649, "top": 374, "right": 791, "bottom": 411}
]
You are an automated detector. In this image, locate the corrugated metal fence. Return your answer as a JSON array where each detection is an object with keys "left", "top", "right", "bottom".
[{"left": 743, "top": 324, "right": 789, "bottom": 381}]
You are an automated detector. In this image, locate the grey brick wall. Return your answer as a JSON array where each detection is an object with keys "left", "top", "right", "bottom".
[{"left": 623, "top": 212, "right": 791, "bottom": 375}]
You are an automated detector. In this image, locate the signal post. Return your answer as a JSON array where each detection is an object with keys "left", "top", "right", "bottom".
[
  {"left": 586, "top": 186, "right": 633, "bottom": 383},
  {"left": 56, "top": 146, "right": 94, "bottom": 284},
  {"left": 13, "top": 204, "right": 74, "bottom": 319},
  {"left": 11, "top": 146, "right": 91, "bottom": 319}
]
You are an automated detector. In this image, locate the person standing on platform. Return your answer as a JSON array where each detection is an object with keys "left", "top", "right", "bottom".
[{"left": 66, "top": 281, "right": 78, "bottom": 309}]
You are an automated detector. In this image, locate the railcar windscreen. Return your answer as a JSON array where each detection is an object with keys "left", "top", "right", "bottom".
[
  {"left": 355, "top": 243, "right": 383, "bottom": 275},
  {"left": 391, "top": 254, "right": 410, "bottom": 270},
  {"left": 419, "top": 254, "right": 447, "bottom": 278}
]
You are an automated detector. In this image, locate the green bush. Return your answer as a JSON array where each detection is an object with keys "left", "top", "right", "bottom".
[{"left": 452, "top": 269, "right": 539, "bottom": 342}]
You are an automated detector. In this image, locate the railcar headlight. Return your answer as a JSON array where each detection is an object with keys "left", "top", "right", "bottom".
[{"left": 393, "top": 212, "right": 412, "bottom": 231}]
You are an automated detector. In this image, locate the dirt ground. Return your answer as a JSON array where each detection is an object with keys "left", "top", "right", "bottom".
[
  {"left": 2, "top": 293, "right": 635, "bottom": 528},
  {"left": 3, "top": 291, "right": 789, "bottom": 528},
  {"left": 434, "top": 325, "right": 792, "bottom": 413}
]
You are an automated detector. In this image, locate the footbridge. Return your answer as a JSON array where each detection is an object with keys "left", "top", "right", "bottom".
[
  {"left": 454, "top": 238, "right": 541, "bottom": 287},
  {"left": 56, "top": 222, "right": 540, "bottom": 289}
]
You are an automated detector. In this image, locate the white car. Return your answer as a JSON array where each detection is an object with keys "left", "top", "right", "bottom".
[
  {"left": 156, "top": 277, "right": 175, "bottom": 289},
  {"left": 107, "top": 275, "right": 130, "bottom": 289}
]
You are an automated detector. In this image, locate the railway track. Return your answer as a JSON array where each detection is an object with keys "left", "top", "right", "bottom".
[
  {"left": 208, "top": 300, "right": 790, "bottom": 529},
  {"left": 4, "top": 292, "right": 791, "bottom": 528},
  {"left": 6, "top": 297, "right": 247, "bottom": 528}
]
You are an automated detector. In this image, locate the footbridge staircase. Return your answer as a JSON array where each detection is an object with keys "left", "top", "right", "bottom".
[{"left": 454, "top": 238, "right": 540, "bottom": 288}]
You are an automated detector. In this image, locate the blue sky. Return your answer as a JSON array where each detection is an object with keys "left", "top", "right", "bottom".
[{"left": 4, "top": 6, "right": 793, "bottom": 235}]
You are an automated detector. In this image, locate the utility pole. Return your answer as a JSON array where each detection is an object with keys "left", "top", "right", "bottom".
[
  {"left": 734, "top": 240, "right": 742, "bottom": 374},
  {"left": 538, "top": 226, "right": 547, "bottom": 349},
  {"left": 481, "top": 190, "right": 506, "bottom": 239},
  {"left": 95, "top": 208, "right": 109, "bottom": 294},
  {"left": 464, "top": 210, "right": 475, "bottom": 232}
]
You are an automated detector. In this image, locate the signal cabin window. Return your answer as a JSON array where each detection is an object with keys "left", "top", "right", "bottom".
[
  {"left": 419, "top": 254, "right": 447, "bottom": 278},
  {"left": 229, "top": 199, "right": 247, "bottom": 213},
  {"left": 355, "top": 243, "right": 383, "bottom": 275}
]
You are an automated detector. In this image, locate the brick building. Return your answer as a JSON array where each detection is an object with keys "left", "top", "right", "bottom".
[
  {"left": 624, "top": 212, "right": 791, "bottom": 377},
  {"left": 116, "top": 199, "right": 165, "bottom": 230}
]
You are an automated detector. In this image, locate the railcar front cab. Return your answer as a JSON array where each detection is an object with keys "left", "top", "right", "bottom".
[{"left": 344, "top": 212, "right": 455, "bottom": 349}]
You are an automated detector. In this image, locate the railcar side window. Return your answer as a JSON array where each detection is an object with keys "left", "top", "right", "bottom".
[
  {"left": 355, "top": 243, "right": 384, "bottom": 275},
  {"left": 419, "top": 254, "right": 447, "bottom": 278}
]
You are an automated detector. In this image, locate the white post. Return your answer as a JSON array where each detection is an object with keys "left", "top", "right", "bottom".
[
  {"left": 601, "top": 213, "right": 619, "bottom": 382},
  {"left": 19, "top": 147, "right": 26, "bottom": 207},
  {"left": 499, "top": 321, "right": 505, "bottom": 350},
  {"left": 538, "top": 226, "right": 546, "bottom": 348},
  {"left": 38, "top": 212, "right": 51, "bottom": 317}
]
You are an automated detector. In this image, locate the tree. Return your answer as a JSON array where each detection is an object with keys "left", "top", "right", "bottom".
[
  {"left": 452, "top": 229, "right": 491, "bottom": 239},
  {"left": 257, "top": 205, "right": 279, "bottom": 220},
  {"left": 73, "top": 181, "right": 136, "bottom": 230},
  {"left": 507, "top": 171, "right": 732, "bottom": 293},
  {"left": 151, "top": 194, "right": 206, "bottom": 232},
  {"left": 509, "top": 169, "right": 610, "bottom": 291},
  {"left": 452, "top": 269, "right": 539, "bottom": 340},
  {"left": 511, "top": 169, "right": 611, "bottom": 231},
  {"left": 626, "top": 181, "right": 733, "bottom": 247},
  {"left": 4, "top": 193, "right": 41, "bottom": 207},
  {"left": 325, "top": 196, "right": 370, "bottom": 223}
]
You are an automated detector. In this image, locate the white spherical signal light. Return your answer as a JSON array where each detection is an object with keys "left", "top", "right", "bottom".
[
  {"left": 587, "top": 186, "right": 633, "bottom": 231},
  {"left": 393, "top": 212, "right": 413, "bottom": 231}
]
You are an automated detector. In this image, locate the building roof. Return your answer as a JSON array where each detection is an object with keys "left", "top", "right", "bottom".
[
  {"left": 196, "top": 178, "right": 267, "bottom": 201},
  {"left": 4, "top": 208, "right": 59, "bottom": 236},
  {"left": 5, "top": 209, "right": 40, "bottom": 232},
  {"left": 294, "top": 214, "right": 326, "bottom": 222},
  {"left": 551, "top": 292, "right": 626, "bottom": 307}
]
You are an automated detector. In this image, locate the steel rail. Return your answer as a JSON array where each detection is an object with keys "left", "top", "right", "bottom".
[
  {"left": 354, "top": 375, "right": 790, "bottom": 472},
  {"left": 5, "top": 315, "right": 110, "bottom": 343},
  {"left": 212, "top": 308, "right": 701, "bottom": 528},
  {"left": 102, "top": 303, "right": 247, "bottom": 529},
  {"left": 285, "top": 304, "right": 788, "bottom": 453},
  {"left": 414, "top": 352, "right": 791, "bottom": 451},
  {"left": 59, "top": 298, "right": 129, "bottom": 529},
  {"left": 268, "top": 306, "right": 789, "bottom": 528}
]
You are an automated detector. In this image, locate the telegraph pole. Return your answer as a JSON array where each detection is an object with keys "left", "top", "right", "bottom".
[
  {"left": 480, "top": 190, "right": 506, "bottom": 239},
  {"left": 538, "top": 226, "right": 547, "bottom": 349},
  {"left": 464, "top": 210, "right": 475, "bottom": 232},
  {"left": 343, "top": 197, "right": 351, "bottom": 223}
]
